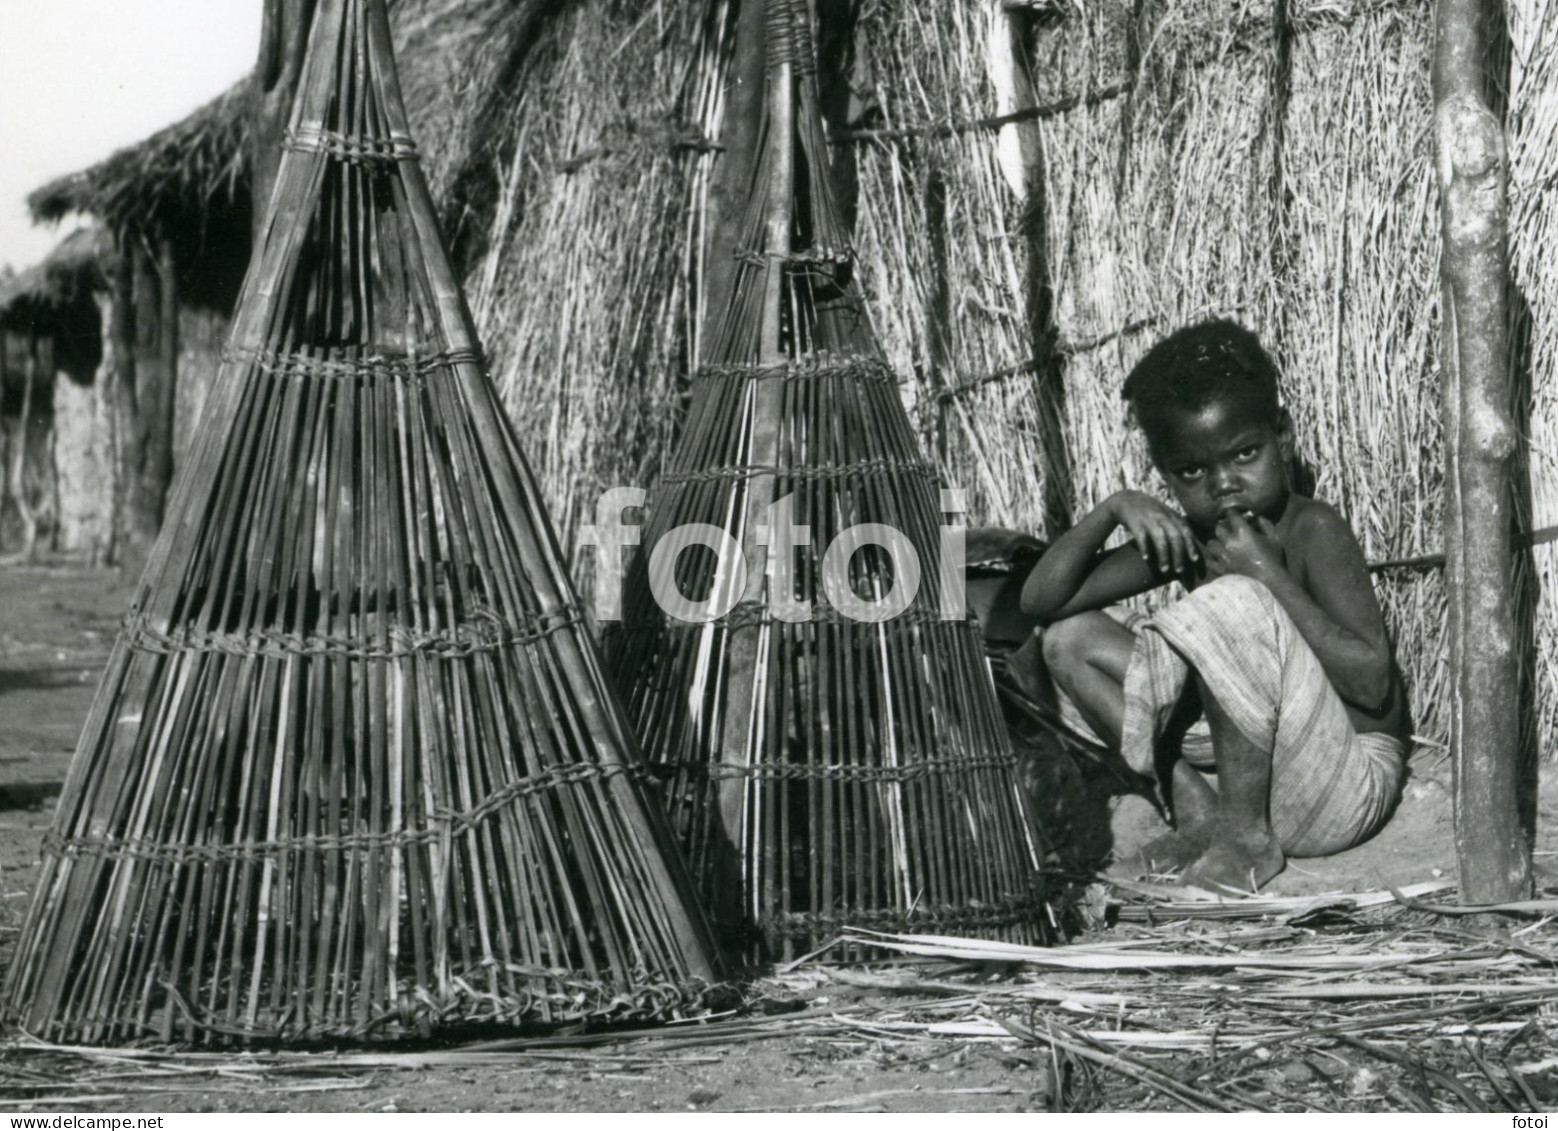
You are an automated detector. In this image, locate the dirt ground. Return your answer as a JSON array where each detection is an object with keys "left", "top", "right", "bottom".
[{"left": 0, "top": 564, "right": 1554, "bottom": 1113}]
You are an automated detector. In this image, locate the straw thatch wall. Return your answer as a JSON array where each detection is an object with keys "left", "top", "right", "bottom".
[
  {"left": 474, "top": 0, "right": 729, "bottom": 571},
  {"left": 24, "top": 0, "right": 1558, "bottom": 756},
  {"left": 838, "top": 0, "right": 1461, "bottom": 746}
]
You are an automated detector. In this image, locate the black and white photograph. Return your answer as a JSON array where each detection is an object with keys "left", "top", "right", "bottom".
[{"left": 0, "top": 0, "right": 1555, "bottom": 1116}]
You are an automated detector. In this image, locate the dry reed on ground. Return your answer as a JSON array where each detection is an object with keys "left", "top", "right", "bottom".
[
  {"left": 4, "top": 0, "right": 720, "bottom": 1044},
  {"left": 833, "top": 904, "right": 1558, "bottom": 1112},
  {"left": 606, "top": 0, "right": 1047, "bottom": 962},
  {"left": 4, "top": 890, "right": 1555, "bottom": 1112}
]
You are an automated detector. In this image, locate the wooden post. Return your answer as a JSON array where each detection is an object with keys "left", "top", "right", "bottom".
[
  {"left": 125, "top": 238, "right": 169, "bottom": 555},
  {"left": 142, "top": 237, "right": 178, "bottom": 529},
  {"left": 253, "top": 0, "right": 319, "bottom": 245},
  {"left": 108, "top": 240, "right": 139, "bottom": 568},
  {"left": 1433, "top": 0, "right": 1530, "bottom": 902},
  {"left": 712, "top": 0, "right": 798, "bottom": 945},
  {"left": 925, "top": 167, "right": 952, "bottom": 462},
  {"left": 2, "top": 331, "right": 40, "bottom": 562}
]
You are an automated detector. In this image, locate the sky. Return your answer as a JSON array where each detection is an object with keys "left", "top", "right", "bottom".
[{"left": 0, "top": 1, "right": 262, "bottom": 273}]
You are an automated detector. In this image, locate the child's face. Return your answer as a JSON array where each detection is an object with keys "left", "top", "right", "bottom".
[{"left": 1144, "top": 397, "right": 1292, "bottom": 536}]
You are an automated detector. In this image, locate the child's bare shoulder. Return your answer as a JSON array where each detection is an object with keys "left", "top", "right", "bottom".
[{"left": 1281, "top": 496, "right": 1369, "bottom": 575}]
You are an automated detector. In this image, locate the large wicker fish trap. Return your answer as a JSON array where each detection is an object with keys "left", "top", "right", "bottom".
[
  {"left": 606, "top": 0, "right": 1049, "bottom": 963},
  {"left": 4, "top": 0, "right": 721, "bottom": 1044}
]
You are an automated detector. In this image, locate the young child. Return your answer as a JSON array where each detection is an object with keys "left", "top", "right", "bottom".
[{"left": 1021, "top": 319, "right": 1407, "bottom": 893}]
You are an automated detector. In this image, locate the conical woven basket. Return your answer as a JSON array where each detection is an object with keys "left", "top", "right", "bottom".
[
  {"left": 606, "top": 0, "right": 1049, "bottom": 962},
  {"left": 5, "top": 0, "right": 720, "bottom": 1044}
]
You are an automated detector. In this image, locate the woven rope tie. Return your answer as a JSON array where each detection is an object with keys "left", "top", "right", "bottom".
[
  {"left": 786, "top": 0, "right": 817, "bottom": 76},
  {"left": 733, "top": 246, "right": 855, "bottom": 268},
  {"left": 660, "top": 455, "right": 940, "bottom": 488},
  {"left": 41, "top": 760, "right": 652, "bottom": 865},
  {"left": 763, "top": 0, "right": 817, "bottom": 75},
  {"left": 619, "top": 603, "right": 980, "bottom": 635},
  {"left": 694, "top": 357, "right": 896, "bottom": 385},
  {"left": 652, "top": 753, "right": 1021, "bottom": 783},
  {"left": 764, "top": 0, "right": 799, "bottom": 71},
  {"left": 124, "top": 605, "right": 582, "bottom": 661},
  {"left": 717, "top": 601, "right": 953, "bottom": 632},
  {"left": 223, "top": 345, "right": 485, "bottom": 384},
  {"left": 285, "top": 125, "right": 420, "bottom": 164}
]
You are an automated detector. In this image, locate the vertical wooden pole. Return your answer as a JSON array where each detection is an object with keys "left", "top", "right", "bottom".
[
  {"left": 4, "top": 332, "right": 40, "bottom": 562},
  {"left": 129, "top": 238, "right": 166, "bottom": 554},
  {"left": 925, "top": 168, "right": 952, "bottom": 462},
  {"left": 715, "top": 0, "right": 797, "bottom": 948},
  {"left": 253, "top": 0, "right": 318, "bottom": 246},
  {"left": 145, "top": 237, "right": 178, "bottom": 528},
  {"left": 110, "top": 237, "right": 140, "bottom": 567},
  {"left": 1433, "top": 0, "right": 1530, "bottom": 902}
]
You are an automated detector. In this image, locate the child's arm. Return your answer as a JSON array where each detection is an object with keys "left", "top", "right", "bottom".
[
  {"left": 1021, "top": 490, "right": 1197, "bottom": 624},
  {"left": 1208, "top": 507, "right": 1393, "bottom": 713}
]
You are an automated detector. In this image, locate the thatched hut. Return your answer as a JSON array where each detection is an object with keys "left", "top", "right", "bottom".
[
  {"left": 23, "top": 0, "right": 1558, "bottom": 771},
  {"left": 0, "top": 228, "right": 109, "bottom": 561},
  {"left": 20, "top": 0, "right": 551, "bottom": 563}
]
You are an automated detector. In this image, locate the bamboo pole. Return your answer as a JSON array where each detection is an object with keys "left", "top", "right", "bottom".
[
  {"left": 713, "top": 0, "right": 796, "bottom": 941},
  {"left": 1432, "top": 0, "right": 1530, "bottom": 902},
  {"left": 253, "top": 0, "right": 319, "bottom": 247}
]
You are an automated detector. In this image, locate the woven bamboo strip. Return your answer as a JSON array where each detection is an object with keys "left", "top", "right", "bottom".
[
  {"left": 607, "top": 0, "right": 1048, "bottom": 964},
  {"left": 5, "top": 0, "right": 720, "bottom": 1045}
]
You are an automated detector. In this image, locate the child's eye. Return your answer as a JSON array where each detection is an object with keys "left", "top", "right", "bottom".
[
  {"left": 1177, "top": 466, "right": 1205, "bottom": 482},
  {"left": 1234, "top": 446, "right": 1261, "bottom": 463}
]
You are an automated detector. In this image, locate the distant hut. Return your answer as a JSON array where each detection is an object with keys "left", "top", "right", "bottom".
[
  {"left": 22, "top": 0, "right": 547, "bottom": 565},
  {"left": 0, "top": 229, "right": 110, "bottom": 562}
]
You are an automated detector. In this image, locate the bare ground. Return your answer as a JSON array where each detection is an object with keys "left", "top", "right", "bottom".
[{"left": 0, "top": 565, "right": 1553, "bottom": 1114}]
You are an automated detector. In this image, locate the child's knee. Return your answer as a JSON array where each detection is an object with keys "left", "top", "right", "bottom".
[{"left": 1041, "top": 611, "right": 1112, "bottom": 671}]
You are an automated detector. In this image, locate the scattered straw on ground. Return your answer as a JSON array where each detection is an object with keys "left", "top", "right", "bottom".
[{"left": 3, "top": 878, "right": 1555, "bottom": 1112}]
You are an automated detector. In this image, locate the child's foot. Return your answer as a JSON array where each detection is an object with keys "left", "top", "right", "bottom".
[
  {"left": 1179, "top": 832, "right": 1285, "bottom": 895},
  {"left": 1135, "top": 830, "right": 1208, "bottom": 874}
]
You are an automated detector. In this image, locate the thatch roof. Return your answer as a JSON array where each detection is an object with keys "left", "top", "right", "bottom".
[
  {"left": 29, "top": 85, "right": 250, "bottom": 241},
  {"left": 26, "top": 0, "right": 546, "bottom": 249},
  {"left": 0, "top": 228, "right": 111, "bottom": 332}
]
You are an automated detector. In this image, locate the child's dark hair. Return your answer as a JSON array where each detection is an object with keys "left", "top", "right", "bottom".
[{"left": 1122, "top": 319, "right": 1281, "bottom": 434}]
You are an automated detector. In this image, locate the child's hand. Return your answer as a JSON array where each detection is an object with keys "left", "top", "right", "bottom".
[
  {"left": 1206, "top": 510, "right": 1285, "bottom": 581},
  {"left": 1106, "top": 490, "right": 1199, "bottom": 575}
]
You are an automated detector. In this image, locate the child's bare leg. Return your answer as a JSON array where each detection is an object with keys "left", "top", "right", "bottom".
[
  {"left": 1040, "top": 612, "right": 1134, "bottom": 747},
  {"left": 1046, "top": 614, "right": 1222, "bottom": 871},
  {"left": 1139, "top": 763, "right": 1218, "bottom": 869},
  {"left": 1180, "top": 675, "right": 1285, "bottom": 893}
]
